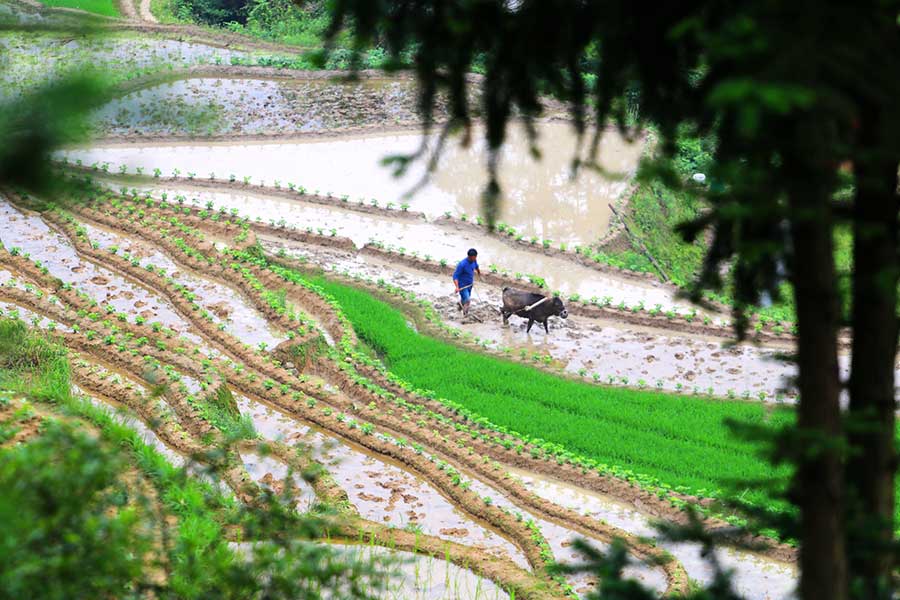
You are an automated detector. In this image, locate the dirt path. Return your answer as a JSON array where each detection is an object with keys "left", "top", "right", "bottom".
[
  {"left": 118, "top": 0, "right": 138, "bottom": 20},
  {"left": 138, "top": 0, "right": 156, "bottom": 22}
]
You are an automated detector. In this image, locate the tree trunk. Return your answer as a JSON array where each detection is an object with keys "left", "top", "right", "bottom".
[
  {"left": 788, "top": 174, "right": 847, "bottom": 600},
  {"left": 846, "top": 113, "right": 900, "bottom": 598}
]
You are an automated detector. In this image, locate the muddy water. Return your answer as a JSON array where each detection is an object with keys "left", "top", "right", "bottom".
[
  {"left": 236, "top": 394, "right": 532, "bottom": 570},
  {"left": 0, "top": 199, "right": 209, "bottom": 348},
  {"left": 94, "top": 77, "right": 424, "bottom": 137},
  {"left": 239, "top": 448, "right": 317, "bottom": 511},
  {"left": 66, "top": 120, "right": 642, "bottom": 248},
  {"left": 508, "top": 467, "right": 797, "bottom": 600},
  {"left": 111, "top": 181, "right": 700, "bottom": 316},
  {"left": 75, "top": 218, "right": 286, "bottom": 349}
]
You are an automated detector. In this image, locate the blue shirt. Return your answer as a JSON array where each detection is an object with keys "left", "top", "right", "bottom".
[{"left": 453, "top": 258, "right": 479, "bottom": 288}]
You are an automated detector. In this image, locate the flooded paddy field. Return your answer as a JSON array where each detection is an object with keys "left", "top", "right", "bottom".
[
  {"left": 0, "top": 199, "right": 210, "bottom": 347},
  {"left": 238, "top": 394, "right": 532, "bottom": 570},
  {"left": 5, "top": 147, "right": 807, "bottom": 599},
  {"left": 509, "top": 467, "right": 797, "bottom": 600},
  {"left": 65, "top": 120, "right": 643, "bottom": 248},
  {"left": 0, "top": 31, "right": 253, "bottom": 98},
  {"left": 85, "top": 180, "right": 694, "bottom": 317},
  {"left": 73, "top": 216, "right": 286, "bottom": 348},
  {"left": 94, "top": 77, "right": 433, "bottom": 137},
  {"left": 2, "top": 172, "right": 806, "bottom": 596}
]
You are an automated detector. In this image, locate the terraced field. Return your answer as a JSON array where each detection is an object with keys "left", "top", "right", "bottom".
[{"left": 0, "top": 2, "right": 823, "bottom": 598}]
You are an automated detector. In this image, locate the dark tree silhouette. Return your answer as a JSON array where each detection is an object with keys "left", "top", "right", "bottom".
[{"left": 321, "top": 2, "right": 900, "bottom": 598}]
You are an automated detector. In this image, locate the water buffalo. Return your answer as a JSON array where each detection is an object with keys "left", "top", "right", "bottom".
[{"left": 500, "top": 287, "right": 568, "bottom": 333}]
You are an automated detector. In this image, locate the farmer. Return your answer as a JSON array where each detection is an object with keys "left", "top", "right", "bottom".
[{"left": 453, "top": 248, "right": 481, "bottom": 316}]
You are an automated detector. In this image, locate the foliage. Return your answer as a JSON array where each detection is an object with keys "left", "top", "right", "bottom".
[
  {"left": 0, "top": 422, "right": 150, "bottom": 600},
  {"left": 0, "top": 75, "right": 110, "bottom": 198},
  {"left": 162, "top": 0, "right": 355, "bottom": 49},
  {"left": 238, "top": 0, "right": 334, "bottom": 47},
  {"left": 625, "top": 178, "right": 706, "bottom": 287},
  {"left": 170, "top": 0, "right": 249, "bottom": 25}
]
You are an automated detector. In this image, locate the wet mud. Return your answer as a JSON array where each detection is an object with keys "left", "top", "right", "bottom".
[
  {"left": 76, "top": 217, "right": 285, "bottom": 348},
  {"left": 0, "top": 199, "right": 208, "bottom": 346}
]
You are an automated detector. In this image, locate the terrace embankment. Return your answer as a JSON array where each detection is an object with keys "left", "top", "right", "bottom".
[
  {"left": 1, "top": 182, "right": 800, "bottom": 596},
  {"left": 24, "top": 191, "right": 708, "bottom": 592},
  {"left": 57, "top": 189, "right": 792, "bottom": 536},
  {"left": 75, "top": 195, "right": 800, "bottom": 564},
  {"left": 0, "top": 253, "right": 559, "bottom": 599},
  {"left": 0, "top": 199, "right": 212, "bottom": 348},
  {"left": 2, "top": 202, "right": 591, "bottom": 593}
]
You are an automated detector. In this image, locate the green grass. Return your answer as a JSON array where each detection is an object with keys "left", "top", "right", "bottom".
[
  {"left": 625, "top": 180, "right": 707, "bottom": 287},
  {"left": 40, "top": 0, "right": 120, "bottom": 17},
  {"left": 305, "top": 275, "right": 795, "bottom": 509}
]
